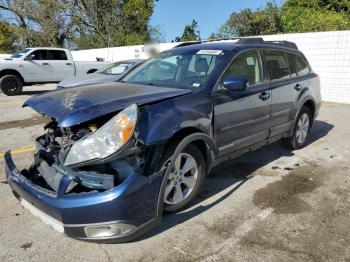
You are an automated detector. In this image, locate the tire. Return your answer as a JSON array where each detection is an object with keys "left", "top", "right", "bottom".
[
  {"left": 0, "top": 75, "right": 23, "bottom": 96},
  {"left": 160, "top": 143, "right": 206, "bottom": 212},
  {"left": 283, "top": 106, "right": 313, "bottom": 150}
]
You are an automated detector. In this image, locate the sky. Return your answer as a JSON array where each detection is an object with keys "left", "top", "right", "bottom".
[{"left": 150, "top": 0, "right": 275, "bottom": 42}]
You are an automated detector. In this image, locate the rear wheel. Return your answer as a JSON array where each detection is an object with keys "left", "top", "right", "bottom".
[
  {"left": 283, "top": 106, "right": 312, "bottom": 150},
  {"left": 160, "top": 143, "right": 206, "bottom": 212},
  {"left": 0, "top": 75, "right": 23, "bottom": 96}
]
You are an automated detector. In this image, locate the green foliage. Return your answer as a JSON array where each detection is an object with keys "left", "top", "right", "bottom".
[
  {"left": 281, "top": 0, "right": 350, "bottom": 32},
  {"left": 283, "top": 0, "right": 350, "bottom": 13},
  {"left": 210, "top": 2, "right": 282, "bottom": 39},
  {"left": 211, "top": 0, "right": 350, "bottom": 38},
  {"left": 0, "top": 0, "right": 161, "bottom": 50},
  {"left": 0, "top": 21, "right": 16, "bottom": 53},
  {"left": 175, "top": 19, "right": 200, "bottom": 42}
]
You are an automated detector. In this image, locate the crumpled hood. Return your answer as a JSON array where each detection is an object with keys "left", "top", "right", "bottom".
[
  {"left": 57, "top": 73, "right": 121, "bottom": 88},
  {"left": 24, "top": 82, "right": 191, "bottom": 127}
]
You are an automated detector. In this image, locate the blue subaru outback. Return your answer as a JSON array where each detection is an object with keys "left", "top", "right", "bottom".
[{"left": 4, "top": 38, "right": 321, "bottom": 242}]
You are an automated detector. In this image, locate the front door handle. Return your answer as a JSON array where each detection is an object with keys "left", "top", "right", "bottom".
[
  {"left": 42, "top": 62, "right": 49, "bottom": 66},
  {"left": 294, "top": 84, "right": 302, "bottom": 91},
  {"left": 66, "top": 63, "right": 72, "bottom": 66},
  {"left": 259, "top": 91, "right": 270, "bottom": 101}
]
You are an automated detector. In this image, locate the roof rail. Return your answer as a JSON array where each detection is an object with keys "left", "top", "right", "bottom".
[
  {"left": 173, "top": 41, "right": 203, "bottom": 48},
  {"left": 172, "top": 38, "right": 298, "bottom": 50},
  {"left": 265, "top": 40, "right": 298, "bottom": 50},
  {"left": 206, "top": 37, "right": 264, "bottom": 44}
]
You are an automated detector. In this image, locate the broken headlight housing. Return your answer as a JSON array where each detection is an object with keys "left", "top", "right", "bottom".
[{"left": 64, "top": 104, "right": 138, "bottom": 166}]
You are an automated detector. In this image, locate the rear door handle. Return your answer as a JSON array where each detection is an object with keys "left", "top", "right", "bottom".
[
  {"left": 66, "top": 63, "right": 72, "bottom": 66},
  {"left": 42, "top": 62, "right": 49, "bottom": 66},
  {"left": 259, "top": 91, "right": 270, "bottom": 101},
  {"left": 294, "top": 84, "right": 302, "bottom": 91}
]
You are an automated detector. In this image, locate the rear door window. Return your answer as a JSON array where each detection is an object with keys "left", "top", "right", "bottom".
[
  {"left": 47, "top": 50, "right": 68, "bottom": 60},
  {"left": 262, "top": 49, "right": 290, "bottom": 81},
  {"left": 294, "top": 54, "right": 311, "bottom": 76}
]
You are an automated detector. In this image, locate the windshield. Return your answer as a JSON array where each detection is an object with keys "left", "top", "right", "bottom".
[
  {"left": 123, "top": 49, "right": 226, "bottom": 88},
  {"left": 11, "top": 48, "right": 31, "bottom": 58},
  {"left": 97, "top": 61, "right": 135, "bottom": 75}
]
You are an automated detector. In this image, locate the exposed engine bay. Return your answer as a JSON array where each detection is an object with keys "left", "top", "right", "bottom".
[{"left": 22, "top": 120, "right": 146, "bottom": 195}]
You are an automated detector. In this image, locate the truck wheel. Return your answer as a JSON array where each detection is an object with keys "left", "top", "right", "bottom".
[
  {"left": 0, "top": 75, "right": 23, "bottom": 96},
  {"left": 160, "top": 143, "right": 206, "bottom": 212},
  {"left": 283, "top": 106, "right": 313, "bottom": 150}
]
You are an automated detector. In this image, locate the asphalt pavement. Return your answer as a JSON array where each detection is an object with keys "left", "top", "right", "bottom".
[{"left": 0, "top": 85, "right": 349, "bottom": 261}]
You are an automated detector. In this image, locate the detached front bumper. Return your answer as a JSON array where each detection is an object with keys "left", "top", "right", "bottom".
[{"left": 4, "top": 152, "right": 164, "bottom": 243}]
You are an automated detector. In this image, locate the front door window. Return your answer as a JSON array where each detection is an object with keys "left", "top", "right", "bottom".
[{"left": 223, "top": 49, "right": 263, "bottom": 87}]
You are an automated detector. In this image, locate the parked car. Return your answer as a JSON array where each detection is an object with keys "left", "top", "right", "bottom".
[
  {"left": 0, "top": 47, "right": 110, "bottom": 95},
  {"left": 57, "top": 59, "right": 144, "bottom": 89},
  {"left": 4, "top": 38, "right": 321, "bottom": 243}
]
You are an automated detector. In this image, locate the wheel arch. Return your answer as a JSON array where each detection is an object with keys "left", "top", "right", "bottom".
[
  {"left": 303, "top": 99, "right": 316, "bottom": 121},
  {"left": 289, "top": 97, "right": 317, "bottom": 137},
  {"left": 163, "top": 127, "right": 218, "bottom": 173},
  {"left": 156, "top": 131, "right": 217, "bottom": 216},
  {"left": 0, "top": 69, "right": 25, "bottom": 83}
]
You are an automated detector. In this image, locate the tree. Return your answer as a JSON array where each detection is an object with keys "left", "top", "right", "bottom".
[
  {"left": 0, "top": 0, "right": 158, "bottom": 50},
  {"left": 71, "top": 0, "right": 155, "bottom": 48},
  {"left": 175, "top": 19, "right": 200, "bottom": 42},
  {"left": 281, "top": 0, "right": 350, "bottom": 32},
  {"left": 0, "top": 0, "right": 74, "bottom": 48},
  {"left": 210, "top": 2, "right": 283, "bottom": 39},
  {"left": 0, "top": 21, "right": 15, "bottom": 52}
]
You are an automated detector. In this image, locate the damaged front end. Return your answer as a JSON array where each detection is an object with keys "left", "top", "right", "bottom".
[
  {"left": 32, "top": 119, "right": 144, "bottom": 194},
  {"left": 4, "top": 104, "right": 166, "bottom": 242}
]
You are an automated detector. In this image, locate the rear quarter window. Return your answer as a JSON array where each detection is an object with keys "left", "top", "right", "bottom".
[
  {"left": 262, "top": 49, "right": 290, "bottom": 81},
  {"left": 286, "top": 53, "right": 298, "bottom": 78},
  {"left": 293, "top": 54, "right": 311, "bottom": 76}
]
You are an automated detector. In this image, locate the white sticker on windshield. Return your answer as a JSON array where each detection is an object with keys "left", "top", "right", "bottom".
[{"left": 196, "top": 50, "right": 223, "bottom": 55}]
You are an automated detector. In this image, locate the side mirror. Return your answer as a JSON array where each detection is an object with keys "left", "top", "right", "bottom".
[
  {"left": 24, "top": 55, "right": 33, "bottom": 61},
  {"left": 222, "top": 76, "right": 247, "bottom": 91}
]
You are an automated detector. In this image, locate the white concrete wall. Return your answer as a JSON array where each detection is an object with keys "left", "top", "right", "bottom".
[
  {"left": 71, "top": 43, "right": 178, "bottom": 62},
  {"left": 72, "top": 31, "right": 350, "bottom": 104},
  {"left": 262, "top": 31, "right": 350, "bottom": 104}
]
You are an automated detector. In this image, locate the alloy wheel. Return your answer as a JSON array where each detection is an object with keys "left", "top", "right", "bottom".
[
  {"left": 162, "top": 153, "right": 199, "bottom": 205},
  {"left": 296, "top": 113, "right": 310, "bottom": 144}
]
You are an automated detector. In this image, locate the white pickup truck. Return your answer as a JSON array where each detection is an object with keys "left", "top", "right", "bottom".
[{"left": 0, "top": 47, "right": 110, "bottom": 95}]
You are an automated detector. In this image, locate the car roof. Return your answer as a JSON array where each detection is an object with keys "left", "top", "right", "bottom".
[
  {"left": 27, "top": 47, "right": 68, "bottom": 51},
  {"left": 119, "top": 59, "right": 145, "bottom": 63}
]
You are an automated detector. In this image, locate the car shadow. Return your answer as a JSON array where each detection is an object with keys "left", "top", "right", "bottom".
[{"left": 138, "top": 120, "right": 334, "bottom": 241}]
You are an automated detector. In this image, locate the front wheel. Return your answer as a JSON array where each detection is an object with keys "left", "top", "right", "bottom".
[
  {"left": 161, "top": 143, "right": 206, "bottom": 212},
  {"left": 0, "top": 75, "right": 23, "bottom": 96},
  {"left": 283, "top": 106, "right": 313, "bottom": 150}
]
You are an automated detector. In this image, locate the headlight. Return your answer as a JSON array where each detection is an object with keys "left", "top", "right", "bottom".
[{"left": 64, "top": 104, "right": 138, "bottom": 166}]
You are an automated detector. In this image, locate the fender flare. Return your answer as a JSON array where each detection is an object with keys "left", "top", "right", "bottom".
[
  {"left": 0, "top": 69, "right": 25, "bottom": 83},
  {"left": 288, "top": 95, "right": 316, "bottom": 137}
]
